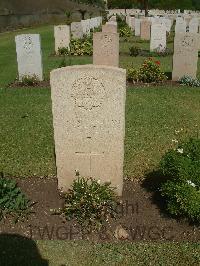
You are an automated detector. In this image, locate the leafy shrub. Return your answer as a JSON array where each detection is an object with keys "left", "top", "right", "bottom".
[
  {"left": 127, "top": 67, "right": 138, "bottom": 82},
  {"left": 58, "top": 36, "right": 93, "bottom": 56},
  {"left": 129, "top": 46, "right": 141, "bottom": 57},
  {"left": 179, "top": 75, "right": 200, "bottom": 87},
  {"left": 159, "top": 138, "right": 200, "bottom": 222},
  {"left": 0, "top": 175, "right": 30, "bottom": 221},
  {"left": 119, "top": 25, "right": 132, "bottom": 38},
  {"left": 127, "top": 58, "right": 167, "bottom": 83},
  {"left": 63, "top": 177, "right": 118, "bottom": 231},
  {"left": 20, "top": 75, "right": 40, "bottom": 86},
  {"left": 58, "top": 47, "right": 69, "bottom": 56}
]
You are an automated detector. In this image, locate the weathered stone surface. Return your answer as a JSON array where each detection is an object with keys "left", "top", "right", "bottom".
[
  {"left": 172, "top": 33, "right": 200, "bottom": 81},
  {"left": 140, "top": 19, "right": 151, "bottom": 40},
  {"left": 102, "top": 23, "right": 117, "bottom": 33},
  {"left": 93, "top": 32, "right": 119, "bottom": 67},
  {"left": 50, "top": 65, "right": 126, "bottom": 196},
  {"left": 15, "top": 34, "right": 43, "bottom": 81},
  {"left": 150, "top": 23, "right": 167, "bottom": 51},
  {"left": 71, "top": 22, "right": 83, "bottom": 39},
  {"left": 54, "top": 25, "right": 70, "bottom": 54}
]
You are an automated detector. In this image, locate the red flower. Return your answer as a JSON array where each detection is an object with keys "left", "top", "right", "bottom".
[{"left": 155, "top": 60, "right": 160, "bottom": 65}]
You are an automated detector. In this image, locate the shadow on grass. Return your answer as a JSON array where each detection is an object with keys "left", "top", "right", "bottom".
[
  {"left": 0, "top": 233, "right": 48, "bottom": 266},
  {"left": 141, "top": 170, "right": 173, "bottom": 219},
  {"left": 141, "top": 171, "right": 199, "bottom": 226}
]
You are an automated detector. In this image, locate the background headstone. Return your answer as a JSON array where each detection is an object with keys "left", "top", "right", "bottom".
[
  {"left": 50, "top": 65, "right": 126, "bottom": 196},
  {"left": 15, "top": 34, "right": 43, "bottom": 81},
  {"left": 175, "top": 17, "right": 186, "bottom": 33},
  {"left": 150, "top": 23, "right": 167, "bottom": 51},
  {"left": 189, "top": 18, "right": 199, "bottom": 33},
  {"left": 54, "top": 25, "right": 70, "bottom": 54},
  {"left": 71, "top": 22, "right": 83, "bottom": 39},
  {"left": 135, "top": 18, "right": 141, "bottom": 36},
  {"left": 81, "top": 19, "right": 90, "bottom": 36},
  {"left": 140, "top": 19, "right": 151, "bottom": 40},
  {"left": 93, "top": 32, "right": 119, "bottom": 67},
  {"left": 172, "top": 33, "right": 199, "bottom": 80}
]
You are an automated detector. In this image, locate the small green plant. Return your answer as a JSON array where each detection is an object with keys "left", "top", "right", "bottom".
[
  {"left": 58, "top": 47, "right": 69, "bottom": 56},
  {"left": 159, "top": 138, "right": 200, "bottom": 222},
  {"left": 0, "top": 174, "right": 30, "bottom": 221},
  {"left": 127, "top": 66, "right": 138, "bottom": 82},
  {"left": 179, "top": 75, "right": 200, "bottom": 87},
  {"left": 20, "top": 75, "right": 40, "bottom": 86},
  {"left": 129, "top": 46, "right": 141, "bottom": 57},
  {"left": 119, "top": 25, "right": 132, "bottom": 38},
  {"left": 63, "top": 177, "right": 118, "bottom": 231},
  {"left": 127, "top": 58, "right": 167, "bottom": 83}
]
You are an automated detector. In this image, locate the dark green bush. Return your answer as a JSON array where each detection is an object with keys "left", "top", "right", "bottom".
[
  {"left": 0, "top": 175, "right": 30, "bottom": 221},
  {"left": 159, "top": 138, "right": 200, "bottom": 222},
  {"left": 129, "top": 46, "right": 141, "bottom": 57},
  {"left": 119, "top": 25, "right": 132, "bottom": 38},
  {"left": 63, "top": 177, "right": 118, "bottom": 231},
  {"left": 58, "top": 47, "right": 69, "bottom": 56}
]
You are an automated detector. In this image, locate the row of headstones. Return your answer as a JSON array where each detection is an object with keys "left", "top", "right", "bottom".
[
  {"left": 108, "top": 9, "right": 180, "bottom": 16},
  {"left": 55, "top": 16, "right": 102, "bottom": 54},
  {"left": 100, "top": 17, "right": 200, "bottom": 81},
  {"left": 15, "top": 16, "right": 102, "bottom": 81},
  {"left": 15, "top": 16, "right": 200, "bottom": 85},
  {"left": 108, "top": 9, "right": 200, "bottom": 17}
]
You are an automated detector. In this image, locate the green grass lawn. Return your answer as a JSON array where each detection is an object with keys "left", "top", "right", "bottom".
[
  {"left": 1, "top": 236, "right": 200, "bottom": 265},
  {"left": 0, "top": 25, "right": 200, "bottom": 264}
]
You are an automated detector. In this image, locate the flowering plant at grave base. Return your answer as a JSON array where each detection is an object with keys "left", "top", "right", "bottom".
[
  {"left": 58, "top": 36, "right": 93, "bottom": 56},
  {"left": 63, "top": 176, "right": 118, "bottom": 232},
  {"left": 179, "top": 75, "right": 200, "bottom": 87},
  {"left": 159, "top": 138, "right": 200, "bottom": 222},
  {"left": 127, "top": 58, "right": 167, "bottom": 83},
  {"left": 19, "top": 74, "right": 40, "bottom": 86}
]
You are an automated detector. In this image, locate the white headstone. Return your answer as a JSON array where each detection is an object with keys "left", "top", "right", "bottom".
[
  {"left": 71, "top": 22, "right": 84, "bottom": 39},
  {"left": 50, "top": 65, "right": 126, "bottom": 196},
  {"left": 150, "top": 23, "right": 167, "bottom": 51},
  {"left": 15, "top": 34, "right": 43, "bottom": 81},
  {"left": 54, "top": 25, "right": 70, "bottom": 54},
  {"left": 172, "top": 33, "right": 200, "bottom": 80}
]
